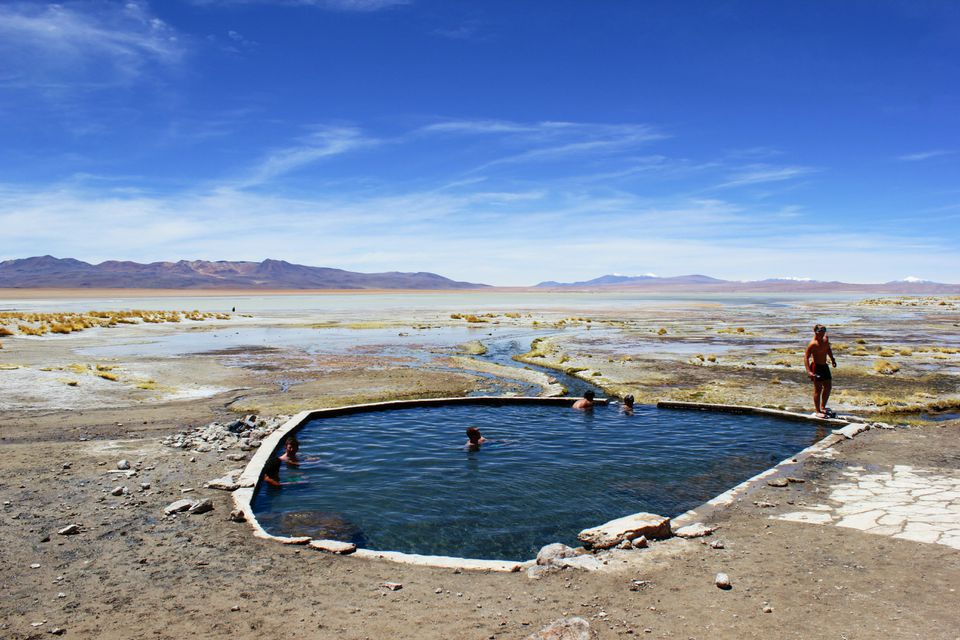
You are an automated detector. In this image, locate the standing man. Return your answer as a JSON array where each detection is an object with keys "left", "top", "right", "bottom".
[{"left": 804, "top": 324, "right": 837, "bottom": 418}]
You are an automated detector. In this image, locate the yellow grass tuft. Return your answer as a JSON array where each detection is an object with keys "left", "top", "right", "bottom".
[
  {"left": 0, "top": 326, "right": 13, "bottom": 336},
  {"left": 874, "top": 360, "right": 900, "bottom": 375},
  {"left": 66, "top": 380, "right": 79, "bottom": 386},
  {"left": 657, "top": 327, "right": 667, "bottom": 335},
  {"left": 97, "top": 372, "right": 120, "bottom": 382}
]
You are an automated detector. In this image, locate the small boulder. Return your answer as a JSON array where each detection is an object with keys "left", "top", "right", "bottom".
[
  {"left": 116, "top": 460, "right": 130, "bottom": 470},
  {"left": 188, "top": 499, "right": 214, "bottom": 515},
  {"left": 553, "top": 555, "right": 603, "bottom": 572},
  {"left": 526, "top": 617, "right": 596, "bottom": 640},
  {"left": 228, "top": 509, "right": 246, "bottom": 523},
  {"left": 57, "top": 524, "right": 81, "bottom": 536},
  {"left": 536, "top": 543, "right": 579, "bottom": 566},
  {"left": 674, "top": 523, "right": 718, "bottom": 539},
  {"left": 206, "top": 476, "right": 240, "bottom": 491},
  {"left": 381, "top": 582, "right": 403, "bottom": 591},
  {"left": 308, "top": 539, "right": 357, "bottom": 555},
  {"left": 578, "top": 513, "right": 671, "bottom": 549},
  {"left": 715, "top": 572, "right": 732, "bottom": 589},
  {"left": 632, "top": 536, "right": 648, "bottom": 549},
  {"left": 110, "top": 486, "right": 124, "bottom": 496},
  {"left": 164, "top": 499, "right": 194, "bottom": 515},
  {"left": 767, "top": 478, "right": 789, "bottom": 487}
]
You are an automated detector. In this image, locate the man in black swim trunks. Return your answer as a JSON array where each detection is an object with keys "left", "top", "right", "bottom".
[{"left": 804, "top": 324, "right": 837, "bottom": 418}]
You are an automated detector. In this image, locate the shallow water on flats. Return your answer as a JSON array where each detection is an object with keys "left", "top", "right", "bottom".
[{"left": 252, "top": 403, "right": 826, "bottom": 561}]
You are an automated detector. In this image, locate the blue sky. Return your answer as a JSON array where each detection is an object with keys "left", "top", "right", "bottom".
[{"left": 0, "top": 0, "right": 958, "bottom": 285}]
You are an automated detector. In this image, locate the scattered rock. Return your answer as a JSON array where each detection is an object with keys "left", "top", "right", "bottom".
[
  {"left": 164, "top": 499, "right": 194, "bottom": 515},
  {"left": 629, "top": 580, "right": 652, "bottom": 591},
  {"left": 753, "top": 501, "right": 777, "bottom": 508},
  {"left": 57, "top": 524, "right": 81, "bottom": 536},
  {"left": 381, "top": 582, "right": 403, "bottom": 591},
  {"left": 553, "top": 555, "right": 603, "bottom": 571},
  {"left": 762, "top": 605, "right": 773, "bottom": 613},
  {"left": 110, "top": 486, "right": 124, "bottom": 496},
  {"left": 226, "top": 454, "right": 247, "bottom": 462},
  {"left": 715, "top": 572, "right": 732, "bottom": 590},
  {"left": 767, "top": 478, "right": 789, "bottom": 487},
  {"left": 49, "top": 628, "right": 65, "bottom": 635},
  {"left": 526, "top": 564, "right": 562, "bottom": 580},
  {"left": 228, "top": 509, "right": 246, "bottom": 523},
  {"left": 536, "top": 543, "right": 579, "bottom": 566},
  {"left": 206, "top": 476, "right": 240, "bottom": 491},
  {"left": 710, "top": 540, "right": 725, "bottom": 549},
  {"left": 786, "top": 477, "right": 805, "bottom": 483},
  {"left": 188, "top": 499, "right": 214, "bottom": 515},
  {"left": 116, "top": 460, "right": 130, "bottom": 470},
  {"left": 674, "top": 523, "right": 718, "bottom": 539},
  {"left": 578, "top": 513, "right": 671, "bottom": 549},
  {"left": 140, "top": 482, "right": 151, "bottom": 491},
  {"left": 308, "top": 539, "right": 357, "bottom": 555},
  {"left": 61, "top": 463, "right": 71, "bottom": 470},
  {"left": 526, "top": 616, "right": 596, "bottom": 640},
  {"left": 632, "top": 536, "right": 648, "bottom": 549},
  {"left": 616, "top": 539, "right": 632, "bottom": 549},
  {"left": 30, "top": 563, "right": 41, "bottom": 569}
]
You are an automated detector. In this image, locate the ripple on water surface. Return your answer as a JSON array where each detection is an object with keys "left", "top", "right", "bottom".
[{"left": 252, "top": 403, "right": 826, "bottom": 561}]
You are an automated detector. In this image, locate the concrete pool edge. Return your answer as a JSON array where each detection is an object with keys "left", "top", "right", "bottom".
[{"left": 233, "top": 397, "right": 866, "bottom": 571}]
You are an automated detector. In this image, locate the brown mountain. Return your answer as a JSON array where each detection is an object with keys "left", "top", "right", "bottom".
[{"left": 0, "top": 256, "right": 489, "bottom": 290}]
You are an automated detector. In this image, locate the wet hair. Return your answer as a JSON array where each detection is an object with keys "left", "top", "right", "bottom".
[
  {"left": 583, "top": 391, "right": 596, "bottom": 401},
  {"left": 284, "top": 436, "right": 300, "bottom": 453},
  {"left": 263, "top": 456, "right": 281, "bottom": 480},
  {"left": 814, "top": 324, "right": 827, "bottom": 334},
  {"left": 623, "top": 394, "right": 635, "bottom": 407},
  {"left": 465, "top": 426, "right": 483, "bottom": 443}
]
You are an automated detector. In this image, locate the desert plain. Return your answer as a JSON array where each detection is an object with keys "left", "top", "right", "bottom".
[{"left": 1, "top": 289, "right": 958, "bottom": 639}]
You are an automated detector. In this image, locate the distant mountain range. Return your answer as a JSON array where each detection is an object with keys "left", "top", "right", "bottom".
[
  {"left": 0, "top": 256, "right": 489, "bottom": 290},
  {"left": 534, "top": 274, "right": 960, "bottom": 293}
]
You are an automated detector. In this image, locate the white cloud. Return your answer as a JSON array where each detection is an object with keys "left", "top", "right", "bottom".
[
  {"left": 897, "top": 150, "right": 955, "bottom": 162},
  {"left": 715, "top": 165, "right": 816, "bottom": 189},
  {"left": 0, "top": 1, "right": 184, "bottom": 88},
  {"left": 236, "top": 126, "right": 376, "bottom": 187}
]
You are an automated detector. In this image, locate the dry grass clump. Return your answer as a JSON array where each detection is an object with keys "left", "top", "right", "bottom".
[
  {"left": 900, "top": 348, "right": 913, "bottom": 356},
  {"left": 96, "top": 372, "right": 120, "bottom": 382},
  {"left": 706, "top": 355, "right": 717, "bottom": 363},
  {"left": 65, "top": 380, "right": 79, "bottom": 386},
  {"left": 878, "top": 349, "right": 896, "bottom": 357},
  {"left": 657, "top": 327, "right": 667, "bottom": 335},
  {"left": 874, "top": 360, "right": 900, "bottom": 375},
  {"left": 773, "top": 359, "right": 792, "bottom": 367},
  {"left": 0, "top": 309, "right": 227, "bottom": 337}
]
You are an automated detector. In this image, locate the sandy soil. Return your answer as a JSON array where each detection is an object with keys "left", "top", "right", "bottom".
[{"left": 1, "top": 297, "right": 959, "bottom": 639}]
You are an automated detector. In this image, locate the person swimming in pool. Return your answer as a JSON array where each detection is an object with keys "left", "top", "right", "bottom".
[
  {"left": 621, "top": 394, "right": 635, "bottom": 414},
  {"left": 261, "top": 456, "right": 283, "bottom": 487},
  {"left": 573, "top": 390, "right": 596, "bottom": 410},
  {"left": 279, "top": 436, "right": 300, "bottom": 466},
  {"left": 465, "top": 426, "right": 487, "bottom": 451}
]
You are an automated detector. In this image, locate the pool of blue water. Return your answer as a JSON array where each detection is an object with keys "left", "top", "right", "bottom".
[{"left": 251, "top": 402, "right": 827, "bottom": 561}]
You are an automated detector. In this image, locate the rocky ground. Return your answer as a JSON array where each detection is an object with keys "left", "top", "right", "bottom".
[{"left": 1, "top": 295, "right": 959, "bottom": 639}]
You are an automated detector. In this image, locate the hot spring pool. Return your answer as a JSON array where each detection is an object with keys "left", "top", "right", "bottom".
[{"left": 251, "top": 400, "right": 827, "bottom": 561}]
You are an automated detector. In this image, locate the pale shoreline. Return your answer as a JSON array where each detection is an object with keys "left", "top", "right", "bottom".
[{"left": 0, "top": 287, "right": 513, "bottom": 299}]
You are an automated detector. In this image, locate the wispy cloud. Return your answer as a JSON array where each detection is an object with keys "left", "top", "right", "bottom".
[
  {"left": 897, "top": 149, "right": 955, "bottom": 162},
  {"left": 190, "top": 0, "right": 409, "bottom": 11},
  {"left": 0, "top": 1, "right": 184, "bottom": 88},
  {"left": 715, "top": 164, "right": 816, "bottom": 189},
  {"left": 236, "top": 125, "right": 375, "bottom": 188}
]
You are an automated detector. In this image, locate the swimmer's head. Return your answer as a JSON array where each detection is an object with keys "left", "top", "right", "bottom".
[
  {"left": 623, "top": 394, "right": 635, "bottom": 407},
  {"left": 583, "top": 391, "right": 596, "bottom": 401},
  {"left": 465, "top": 426, "right": 483, "bottom": 444},
  {"left": 284, "top": 436, "right": 300, "bottom": 454},
  {"left": 814, "top": 324, "right": 827, "bottom": 335}
]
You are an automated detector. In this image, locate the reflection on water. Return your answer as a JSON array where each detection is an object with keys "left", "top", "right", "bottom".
[{"left": 252, "top": 402, "right": 824, "bottom": 561}]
